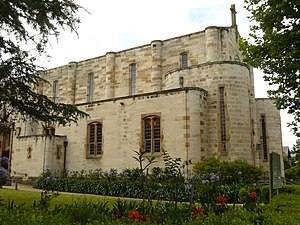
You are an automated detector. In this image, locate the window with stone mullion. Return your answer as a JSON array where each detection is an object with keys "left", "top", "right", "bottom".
[
  {"left": 143, "top": 116, "right": 161, "bottom": 153},
  {"left": 88, "top": 122, "right": 102, "bottom": 156}
]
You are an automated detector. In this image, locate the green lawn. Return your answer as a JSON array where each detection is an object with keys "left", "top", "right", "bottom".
[{"left": 0, "top": 188, "right": 134, "bottom": 208}]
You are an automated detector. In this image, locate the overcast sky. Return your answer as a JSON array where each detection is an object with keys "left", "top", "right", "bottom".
[{"left": 37, "top": 0, "right": 296, "bottom": 149}]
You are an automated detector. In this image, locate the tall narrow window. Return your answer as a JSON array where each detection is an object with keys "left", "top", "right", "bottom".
[
  {"left": 219, "top": 87, "right": 226, "bottom": 151},
  {"left": 53, "top": 80, "right": 59, "bottom": 103},
  {"left": 143, "top": 116, "right": 161, "bottom": 153},
  {"left": 56, "top": 146, "right": 62, "bottom": 159},
  {"left": 261, "top": 115, "right": 268, "bottom": 161},
  {"left": 181, "top": 52, "right": 188, "bottom": 68},
  {"left": 87, "top": 73, "right": 94, "bottom": 103},
  {"left": 130, "top": 63, "right": 137, "bottom": 95},
  {"left": 87, "top": 122, "right": 103, "bottom": 157}
]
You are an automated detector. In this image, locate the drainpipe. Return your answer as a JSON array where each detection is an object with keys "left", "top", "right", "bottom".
[
  {"left": 185, "top": 88, "right": 189, "bottom": 177},
  {"left": 63, "top": 140, "right": 68, "bottom": 170},
  {"left": 9, "top": 123, "right": 14, "bottom": 174}
]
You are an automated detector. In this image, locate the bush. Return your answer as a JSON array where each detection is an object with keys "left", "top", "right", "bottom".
[
  {"left": 285, "top": 165, "right": 300, "bottom": 180},
  {"left": 193, "top": 156, "right": 262, "bottom": 185}
]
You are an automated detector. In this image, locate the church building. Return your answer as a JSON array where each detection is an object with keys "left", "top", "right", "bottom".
[{"left": 4, "top": 6, "right": 284, "bottom": 178}]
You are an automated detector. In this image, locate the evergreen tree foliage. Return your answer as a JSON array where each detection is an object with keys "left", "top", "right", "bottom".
[{"left": 0, "top": 0, "right": 88, "bottom": 133}]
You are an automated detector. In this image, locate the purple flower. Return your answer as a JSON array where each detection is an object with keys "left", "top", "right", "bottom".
[
  {"left": 0, "top": 167, "right": 7, "bottom": 178},
  {"left": 202, "top": 179, "right": 209, "bottom": 184},
  {"left": 1, "top": 157, "right": 9, "bottom": 164},
  {"left": 209, "top": 172, "right": 219, "bottom": 182}
]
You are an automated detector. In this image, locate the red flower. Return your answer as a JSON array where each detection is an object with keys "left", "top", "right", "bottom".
[
  {"left": 128, "top": 210, "right": 148, "bottom": 222},
  {"left": 217, "top": 195, "right": 227, "bottom": 205},
  {"left": 128, "top": 210, "right": 140, "bottom": 220},
  {"left": 193, "top": 207, "right": 203, "bottom": 217},
  {"left": 139, "top": 215, "right": 148, "bottom": 221},
  {"left": 114, "top": 210, "right": 122, "bottom": 219},
  {"left": 217, "top": 195, "right": 223, "bottom": 203},
  {"left": 218, "top": 195, "right": 227, "bottom": 204},
  {"left": 251, "top": 191, "right": 256, "bottom": 201}
]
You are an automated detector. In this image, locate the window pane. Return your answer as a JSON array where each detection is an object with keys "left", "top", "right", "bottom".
[
  {"left": 53, "top": 81, "right": 59, "bottom": 103},
  {"left": 153, "top": 118, "right": 160, "bottom": 139},
  {"left": 219, "top": 87, "right": 226, "bottom": 151},
  {"left": 89, "top": 124, "right": 95, "bottom": 155},
  {"left": 89, "top": 143, "right": 95, "bottom": 155},
  {"left": 145, "top": 140, "right": 151, "bottom": 153},
  {"left": 96, "top": 123, "right": 102, "bottom": 154},
  {"left": 154, "top": 139, "right": 160, "bottom": 152},
  {"left": 88, "top": 73, "right": 94, "bottom": 102},
  {"left": 96, "top": 143, "right": 102, "bottom": 154},
  {"left": 261, "top": 116, "right": 268, "bottom": 160},
  {"left": 89, "top": 125, "right": 95, "bottom": 142},
  {"left": 144, "top": 118, "right": 151, "bottom": 139},
  {"left": 130, "top": 64, "right": 136, "bottom": 95},
  {"left": 181, "top": 53, "right": 188, "bottom": 68}
]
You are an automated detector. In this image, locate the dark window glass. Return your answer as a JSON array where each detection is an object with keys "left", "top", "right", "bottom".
[
  {"left": 143, "top": 116, "right": 161, "bottom": 153},
  {"left": 88, "top": 122, "right": 102, "bottom": 157},
  {"left": 261, "top": 115, "right": 268, "bottom": 160},
  {"left": 53, "top": 80, "right": 59, "bottom": 103},
  {"left": 181, "top": 53, "right": 188, "bottom": 68},
  {"left": 88, "top": 73, "right": 94, "bottom": 103},
  {"left": 219, "top": 87, "right": 226, "bottom": 151},
  {"left": 130, "top": 64, "right": 137, "bottom": 95}
]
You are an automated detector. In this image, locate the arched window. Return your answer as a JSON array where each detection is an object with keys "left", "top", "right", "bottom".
[
  {"left": 142, "top": 116, "right": 161, "bottom": 153},
  {"left": 87, "top": 122, "right": 103, "bottom": 157},
  {"left": 129, "top": 63, "right": 137, "bottom": 95},
  {"left": 181, "top": 52, "right": 188, "bottom": 68},
  {"left": 87, "top": 73, "right": 94, "bottom": 103},
  {"left": 53, "top": 80, "right": 59, "bottom": 103}
]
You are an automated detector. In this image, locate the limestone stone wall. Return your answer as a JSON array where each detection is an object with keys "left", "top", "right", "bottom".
[
  {"left": 11, "top": 135, "right": 66, "bottom": 177},
  {"left": 255, "top": 98, "right": 284, "bottom": 176},
  {"left": 54, "top": 88, "right": 207, "bottom": 172},
  {"left": 40, "top": 26, "right": 240, "bottom": 105},
  {"left": 165, "top": 62, "right": 253, "bottom": 163}
]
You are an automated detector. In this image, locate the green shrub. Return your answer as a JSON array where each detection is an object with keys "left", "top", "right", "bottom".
[
  {"left": 193, "top": 156, "right": 262, "bottom": 185},
  {"left": 285, "top": 165, "right": 300, "bottom": 180}
]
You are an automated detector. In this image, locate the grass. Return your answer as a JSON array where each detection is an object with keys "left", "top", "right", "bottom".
[{"left": 0, "top": 188, "right": 134, "bottom": 208}]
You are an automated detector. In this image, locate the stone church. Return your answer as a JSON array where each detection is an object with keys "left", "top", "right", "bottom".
[{"left": 2, "top": 6, "right": 284, "bottom": 178}]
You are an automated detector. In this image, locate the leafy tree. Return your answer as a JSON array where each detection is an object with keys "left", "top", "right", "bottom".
[
  {"left": 0, "top": 0, "right": 88, "bottom": 133},
  {"left": 290, "top": 139, "right": 300, "bottom": 166},
  {"left": 239, "top": 0, "right": 300, "bottom": 136},
  {"left": 284, "top": 140, "right": 300, "bottom": 180},
  {"left": 283, "top": 156, "right": 292, "bottom": 170}
]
